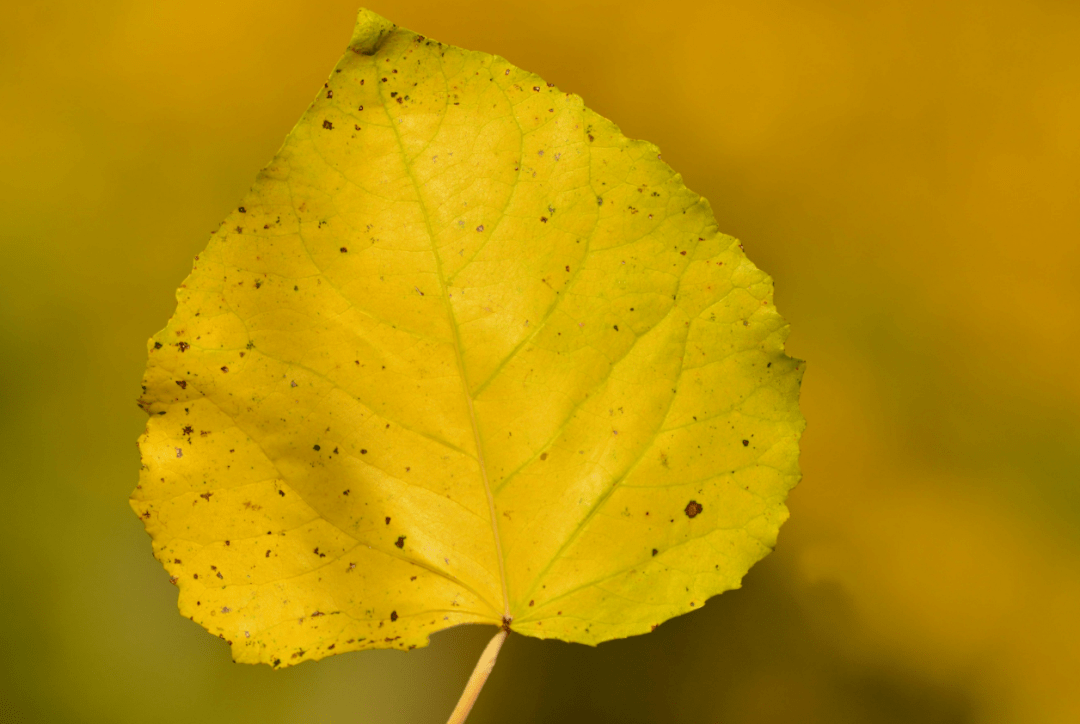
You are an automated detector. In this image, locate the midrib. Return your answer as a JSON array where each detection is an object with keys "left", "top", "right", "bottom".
[{"left": 378, "top": 77, "right": 511, "bottom": 621}]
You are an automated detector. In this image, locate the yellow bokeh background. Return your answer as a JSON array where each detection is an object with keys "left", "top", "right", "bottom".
[{"left": 1, "top": 1, "right": 1077, "bottom": 722}]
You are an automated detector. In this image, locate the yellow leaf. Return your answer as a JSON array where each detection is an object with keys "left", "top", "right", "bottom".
[{"left": 131, "top": 7, "right": 804, "bottom": 668}]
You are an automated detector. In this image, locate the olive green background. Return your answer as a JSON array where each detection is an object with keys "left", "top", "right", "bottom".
[{"left": 1, "top": 1, "right": 1078, "bottom": 722}]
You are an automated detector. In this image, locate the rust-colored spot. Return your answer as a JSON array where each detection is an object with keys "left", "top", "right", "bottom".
[
  {"left": 182, "top": 425, "right": 194, "bottom": 435},
  {"left": 176, "top": 380, "right": 187, "bottom": 389},
  {"left": 684, "top": 500, "right": 703, "bottom": 518},
  {"left": 528, "top": 600, "right": 534, "bottom": 607},
  {"left": 340, "top": 247, "right": 348, "bottom": 253},
  {"left": 395, "top": 536, "right": 406, "bottom": 549},
  {"left": 322, "top": 120, "right": 333, "bottom": 129},
  {"left": 385, "top": 516, "right": 391, "bottom": 525},
  {"left": 652, "top": 548, "right": 658, "bottom": 556},
  {"left": 742, "top": 439, "right": 749, "bottom": 446},
  {"left": 176, "top": 341, "right": 189, "bottom": 352},
  {"left": 220, "top": 366, "right": 229, "bottom": 373},
  {"left": 390, "top": 611, "right": 398, "bottom": 622}
]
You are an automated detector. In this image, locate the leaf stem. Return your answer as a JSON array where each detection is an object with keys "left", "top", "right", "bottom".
[{"left": 445, "top": 627, "right": 509, "bottom": 724}]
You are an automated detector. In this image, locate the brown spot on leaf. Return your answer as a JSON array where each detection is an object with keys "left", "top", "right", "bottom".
[
  {"left": 390, "top": 611, "right": 398, "bottom": 622},
  {"left": 395, "top": 536, "right": 405, "bottom": 549},
  {"left": 685, "top": 500, "right": 703, "bottom": 518},
  {"left": 322, "top": 120, "right": 333, "bottom": 129}
]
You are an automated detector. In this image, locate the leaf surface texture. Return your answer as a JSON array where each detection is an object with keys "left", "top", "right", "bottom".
[{"left": 131, "top": 8, "right": 804, "bottom": 667}]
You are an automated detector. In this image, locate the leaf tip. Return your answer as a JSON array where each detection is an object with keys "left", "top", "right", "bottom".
[{"left": 350, "top": 8, "right": 396, "bottom": 56}]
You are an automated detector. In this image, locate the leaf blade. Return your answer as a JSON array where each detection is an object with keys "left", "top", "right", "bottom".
[{"left": 132, "top": 7, "right": 804, "bottom": 665}]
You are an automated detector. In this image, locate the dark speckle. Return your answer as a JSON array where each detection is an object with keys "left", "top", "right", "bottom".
[
  {"left": 685, "top": 500, "right": 703, "bottom": 518},
  {"left": 395, "top": 536, "right": 405, "bottom": 549},
  {"left": 385, "top": 517, "right": 391, "bottom": 525},
  {"left": 340, "top": 247, "right": 348, "bottom": 253},
  {"left": 313, "top": 444, "right": 321, "bottom": 451},
  {"left": 652, "top": 548, "right": 659, "bottom": 556},
  {"left": 322, "top": 120, "right": 333, "bottom": 130},
  {"left": 390, "top": 611, "right": 398, "bottom": 622},
  {"left": 742, "top": 439, "right": 749, "bottom": 447}
]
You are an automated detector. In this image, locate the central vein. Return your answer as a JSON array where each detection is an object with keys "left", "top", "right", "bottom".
[{"left": 378, "top": 70, "right": 511, "bottom": 620}]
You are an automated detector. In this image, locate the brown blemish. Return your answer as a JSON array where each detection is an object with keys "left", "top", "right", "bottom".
[
  {"left": 390, "top": 611, "right": 398, "bottom": 622},
  {"left": 684, "top": 500, "right": 703, "bottom": 518},
  {"left": 742, "top": 439, "right": 749, "bottom": 446},
  {"left": 322, "top": 120, "right": 334, "bottom": 130},
  {"left": 395, "top": 536, "right": 405, "bottom": 548}
]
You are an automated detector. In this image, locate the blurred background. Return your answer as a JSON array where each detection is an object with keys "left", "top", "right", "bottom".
[{"left": 1, "top": 0, "right": 1078, "bottom": 722}]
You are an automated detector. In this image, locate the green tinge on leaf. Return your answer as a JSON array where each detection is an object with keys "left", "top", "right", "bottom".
[{"left": 131, "top": 7, "right": 804, "bottom": 668}]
